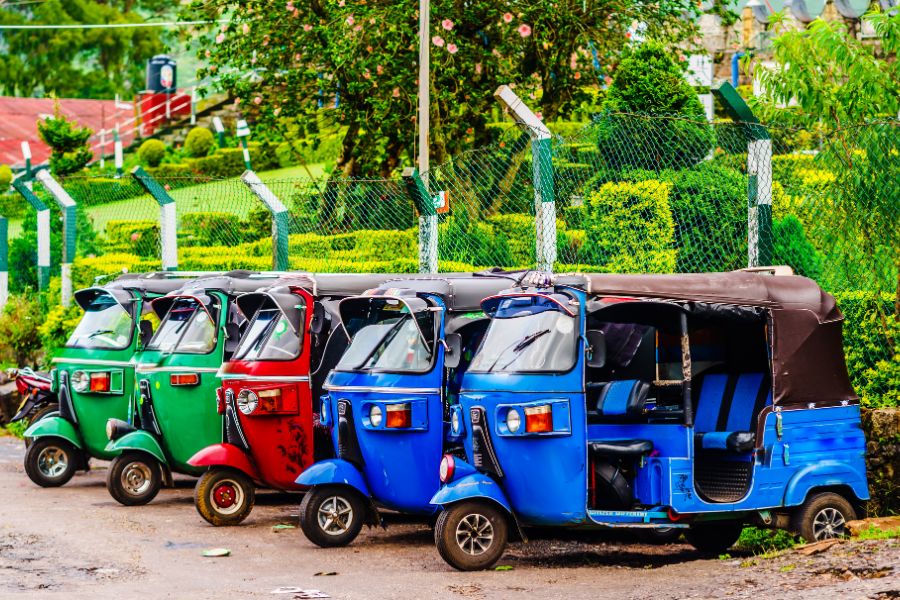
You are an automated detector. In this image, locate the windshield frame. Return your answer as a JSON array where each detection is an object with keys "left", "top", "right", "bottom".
[
  {"left": 146, "top": 296, "right": 220, "bottom": 356},
  {"left": 335, "top": 296, "right": 440, "bottom": 375},
  {"left": 468, "top": 292, "right": 582, "bottom": 375},
  {"left": 232, "top": 304, "right": 304, "bottom": 362},
  {"left": 65, "top": 293, "right": 136, "bottom": 351}
]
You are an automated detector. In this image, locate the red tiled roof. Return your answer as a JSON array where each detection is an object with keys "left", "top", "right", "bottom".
[{"left": 0, "top": 96, "right": 138, "bottom": 169}]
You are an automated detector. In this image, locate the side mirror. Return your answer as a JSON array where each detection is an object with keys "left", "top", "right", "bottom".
[
  {"left": 139, "top": 320, "right": 153, "bottom": 348},
  {"left": 586, "top": 329, "right": 606, "bottom": 369},
  {"left": 310, "top": 303, "right": 326, "bottom": 335},
  {"left": 443, "top": 333, "right": 463, "bottom": 369}
]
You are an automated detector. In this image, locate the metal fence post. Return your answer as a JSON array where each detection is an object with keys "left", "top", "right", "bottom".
[
  {"left": 114, "top": 127, "right": 124, "bottom": 178},
  {"left": 0, "top": 217, "right": 7, "bottom": 310},
  {"left": 241, "top": 170, "right": 289, "bottom": 271},
  {"left": 402, "top": 167, "right": 438, "bottom": 273},
  {"left": 494, "top": 85, "right": 556, "bottom": 272},
  {"left": 712, "top": 82, "right": 773, "bottom": 267},
  {"left": 35, "top": 170, "right": 77, "bottom": 306},
  {"left": 236, "top": 120, "right": 252, "bottom": 170},
  {"left": 131, "top": 166, "right": 178, "bottom": 271},
  {"left": 12, "top": 178, "right": 50, "bottom": 290}
]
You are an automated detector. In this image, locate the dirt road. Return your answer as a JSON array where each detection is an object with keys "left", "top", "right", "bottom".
[{"left": 0, "top": 436, "right": 897, "bottom": 600}]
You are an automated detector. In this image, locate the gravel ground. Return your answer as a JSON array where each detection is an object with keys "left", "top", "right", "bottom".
[{"left": 0, "top": 436, "right": 897, "bottom": 600}]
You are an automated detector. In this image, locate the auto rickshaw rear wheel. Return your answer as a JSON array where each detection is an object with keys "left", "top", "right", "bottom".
[
  {"left": 299, "top": 485, "right": 366, "bottom": 547},
  {"left": 791, "top": 492, "right": 856, "bottom": 542},
  {"left": 435, "top": 501, "right": 508, "bottom": 571},
  {"left": 685, "top": 521, "right": 744, "bottom": 555},
  {"left": 194, "top": 468, "right": 256, "bottom": 526},
  {"left": 23, "top": 437, "right": 78, "bottom": 487},
  {"left": 23, "top": 403, "right": 60, "bottom": 448},
  {"left": 106, "top": 452, "right": 162, "bottom": 506}
]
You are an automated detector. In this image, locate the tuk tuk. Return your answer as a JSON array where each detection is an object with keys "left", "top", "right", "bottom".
[
  {"left": 296, "top": 274, "right": 514, "bottom": 547},
  {"left": 21, "top": 272, "right": 191, "bottom": 488},
  {"left": 187, "top": 273, "right": 400, "bottom": 526},
  {"left": 104, "top": 271, "right": 281, "bottom": 505},
  {"left": 431, "top": 271, "right": 869, "bottom": 570}
]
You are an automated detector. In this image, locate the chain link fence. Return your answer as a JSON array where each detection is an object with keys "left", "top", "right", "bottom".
[{"left": 1, "top": 113, "right": 896, "bottom": 407}]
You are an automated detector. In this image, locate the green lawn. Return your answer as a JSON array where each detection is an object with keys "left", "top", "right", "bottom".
[{"left": 7, "top": 164, "right": 326, "bottom": 238}]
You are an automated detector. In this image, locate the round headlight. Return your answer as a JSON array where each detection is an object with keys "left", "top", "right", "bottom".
[
  {"left": 71, "top": 370, "right": 89, "bottom": 393},
  {"left": 450, "top": 410, "right": 460, "bottom": 434},
  {"left": 369, "top": 405, "right": 383, "bottom": 427},
  {"left": 237, "top": 389, "right": 258, "bottom": 415},
  {"left": 105, "top": 419, "right": 114, "bottom": 441},
  {"left": 505, "top": 409, "right": 521, "bottom": 433}
]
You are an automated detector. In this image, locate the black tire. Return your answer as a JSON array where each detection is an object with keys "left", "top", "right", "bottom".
[
  {"left": 23, "top": 437, "right": 78, "bottom": 487},
  {"left": 299, "top": 485, "right": 366, "bottom": 547},
  {"left": 106, "top": 452, "right": 162, "bottom": 506},
  {"left": 194, "top": 468, "right": 256, "bottom": 526},
  {"left": 686, "top": 521, "right": 744, "bottom": 555},
  {"left": 791, "top": 492, "right": 856, "bottom": 542},
  {"left": 435, "top": 502, "right": 509, "bottom": 571},
  {"left": 640, "top": 527, "right": 683, "bottom": 544},
  {"left": 23, "top": 404, "right": 60, "bottom": 448}
]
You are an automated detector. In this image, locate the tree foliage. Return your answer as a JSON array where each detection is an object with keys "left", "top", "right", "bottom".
[{"left": 37, "top": 105, "right": 94, "bottom": 176}]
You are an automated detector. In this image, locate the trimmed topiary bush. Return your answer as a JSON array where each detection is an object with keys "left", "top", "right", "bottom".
[
  {"left": 184, "top": 127, "right": 215, "bottom": 158},
  {"left": 138, "top": 139, "right": 167, "bottom": 168}
]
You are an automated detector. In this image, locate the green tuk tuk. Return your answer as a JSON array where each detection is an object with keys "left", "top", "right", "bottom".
[
  {"left": 103, "top": 271, "right": 281, "bottom": 505},
  {"left": 22, "top": 272, "right": 193, "bottom": 487}
]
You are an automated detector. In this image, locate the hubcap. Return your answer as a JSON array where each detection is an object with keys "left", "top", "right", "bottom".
[
  {"left": 317, "top": 496, "right": 353, "bottom": 536},
  {"left": 37, "top": 446, "right": 68, "bottom": 478},
  {"left": 120, "top": 461, "right": 153, "bottom": 496},
  {"left": 211, "top": 480, "right": 245, "bottom": 515},
  {"left": 812, "top": 507, "right": 847, "bottom": 540},
  {"left": 455, "top": 513, "right": 494, "bottom": 556}
]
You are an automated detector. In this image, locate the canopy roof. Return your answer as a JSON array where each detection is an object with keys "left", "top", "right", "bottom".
[{"left": 371, "top": 273, "right": 521, "bottom": 312}]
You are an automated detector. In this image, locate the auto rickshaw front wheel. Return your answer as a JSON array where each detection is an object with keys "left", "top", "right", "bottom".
[
  {"left": 106, "top": 452, "right": 162, "bottom": 506},
  {"left": 435, "top": 501, "right": 509, "bottom": 571},
  {"left": 23, "top": 437, "right": 78, "bottom": 487},
  {"left": 791, "top": 492, "right": 856, "bottom": 542},
  {"left": 299, "top": 485, "right": 366, "bottom": 547},
  {"left": 685, "top": 521, "right": 744, "bottom": 555},
  {"left": 194, "top": 468, "right": 256, "bottom": 526}
]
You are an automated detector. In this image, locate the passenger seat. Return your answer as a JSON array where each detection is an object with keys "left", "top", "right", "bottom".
[{"left": 693, "top": 373, "right": 772, "bottom": 452}]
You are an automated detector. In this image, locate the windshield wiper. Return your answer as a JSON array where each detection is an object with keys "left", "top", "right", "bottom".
[{"left": 486, "top": 329, "right": 551, "bottom": 372}]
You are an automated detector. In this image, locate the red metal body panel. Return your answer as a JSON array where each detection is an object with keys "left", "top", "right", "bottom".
[{"left": 188, "top": 443, "right": 261, "bottom": 481}]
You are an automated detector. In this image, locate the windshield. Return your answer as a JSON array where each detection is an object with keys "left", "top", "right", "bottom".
[
  {"left": 336, "top": 299, "right": 435, "bottom": 373},
  {"left": 233, "top": 307, "right": 303, "bottom": 361},
  {"left": 66, "top": 295, "right": 134, "bottom": 350},
  {"left": 470, "top": 296, "right": 578, "bottom": 373},
  {"left": 147, "top": 298, "right": 217, "bottom": 354}
]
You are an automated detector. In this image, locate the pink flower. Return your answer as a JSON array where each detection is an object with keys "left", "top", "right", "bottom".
[
  {"left": 234, "top": 97, "right": 241, "bottom": 105},
  {"left": 254, "top": 96, "right": 262, "bottom": 105},
  {"left": 346, "top": 15, "right": 354, "bottom": 25},
  {"left": 376, "top": 64, "right": 384, "bottom": 75},
  {"left": 338, "top": 0, "right": 345, "bottom": 5},
  {"left": 131, "top": 233, "right": 140, "bottom": 242},
  {"left": 475, "top": 62, "right": 482, "bottom": 74},
  {"left": 604, "top": 75, "right": 613, "bottom": 86},
  {"left": 363, "top": 70, "right": 370, "bottom": 79},
  {"left": 215, "top": 33, "right": 225, "bottom": 44},
  {"left": 293, "top": 8, "right": 299, "bottom": 17},
  {"left": 574, "top": 72, "right": 581, "bottom": 80},
  {"left": 286, "top": 1, "right": 294, "bottom": 10},
  {"left": 502, "top": 12, "right": 513, "bottom": 23},
  {"left": 205, "top": 49, "right": 211, "bottom": 58},
  {"left": 303, "top": 24, "right": 313, "bottom": 31},
  {"left": 535, "top": 111, "right": 543, "bottom": 120},
  {"left": 392, "top": 87, "right": 400, "bottom": 98},
  {"left": 518, "top": 23, "right": 532, "bottom": 37},
  {"left": 353, "top": 24, "right": 361, "bottom": 31},
  {"left": 441, "top": 18, "right": 454, "bottom": 30},
  {"left": 447, "top": 43, "right": 458, "bottom": 54},
  {"left": 242, "top": 23, "right": 250, "bottom": 34},
  {"left": 164, "top": 184, "right": 171, "bottom": 191},
  {"left": 295, "top": 53, "right": 301, "bottom": 61},
  {"left": 432, "top": 35, "right": 444, "bottom": 47}
]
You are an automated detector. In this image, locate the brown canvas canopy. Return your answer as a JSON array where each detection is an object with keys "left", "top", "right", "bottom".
[{"left": 571, "top": 272, "right": 856, "bottom": 407}]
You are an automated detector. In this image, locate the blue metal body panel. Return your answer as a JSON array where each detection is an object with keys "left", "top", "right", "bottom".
[
  {"left": 431, "top": 467, "right": 513, "bottom": 513},
  {"left": 295, "top": 458, "right": 371, "bottom": 497}
]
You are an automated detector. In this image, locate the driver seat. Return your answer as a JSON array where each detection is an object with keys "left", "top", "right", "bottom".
[{"left": 588, "top": 379, "right": 654, "bottom": 458}]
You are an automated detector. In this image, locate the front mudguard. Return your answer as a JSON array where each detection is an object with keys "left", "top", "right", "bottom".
[
  {"left": 188, "top": 443, "right": 261, "bottom": 482},
  {"left": 104, "top": 430, "right": 168, "bottom": 467},
  {"left": 430, "top": 468, "right": 527, "bottom": 542},
  {"left": 294, "top": 458, "right": 371, "bottom": 497},
  {"left": 24, "top": 415, "right": 83, "bottom": 449}
]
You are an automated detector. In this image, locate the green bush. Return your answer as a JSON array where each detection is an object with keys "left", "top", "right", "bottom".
[
  {"left": 184, "top": 127, "right": 215, "bottom": 158},
  {"left": 736, "top": 527, "right": 798, "bottom": 554},
  {"left": 487, "top": 213, "right": 535, "bottom": 266},
  {"left": 772, "top": 216, "right": 822, "bottom": 279},
  {"left": 37, "top": 108, "right": 93, "bottom": 176},
  {"left": 438, "top": 214, "right": 513, "bottom": 268},
  {"left": 104, "top": 220, "right": 161, "bottom": 257},
  {"left": 596, "top": 42, "right": 714, "bottom": 171},
  {"left": 138, "top": 139, "right": 167, "bottom": 168},
  {"left": 0, "top": 164, "right": 12, "bottom": 189},
  {"left": 583, "top": 181, "right": 676, "bottom": 272},
  {"left": 0, "top": 294, "right": 44, "bottom": 366},
  {"left": 72, "top": 253, "right": 160, "bottom": 289},
  {"left": 181, "top": 212, "right": 245, "bottom": 246}
]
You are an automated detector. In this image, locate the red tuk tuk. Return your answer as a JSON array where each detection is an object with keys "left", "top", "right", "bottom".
[{"left": 187, "top": 273, "right": 396, "bottom": 525}]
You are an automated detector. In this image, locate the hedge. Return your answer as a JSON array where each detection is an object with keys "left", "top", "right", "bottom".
[{"left": 104, "top": 220, "right": 160, "bottom": 257}]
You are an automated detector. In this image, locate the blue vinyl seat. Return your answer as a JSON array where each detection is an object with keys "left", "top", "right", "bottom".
[{"left": 693, "top": 372, "right": 772, "bottom": 453}]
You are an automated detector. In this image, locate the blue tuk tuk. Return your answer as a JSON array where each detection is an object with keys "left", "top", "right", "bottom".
[
  {"left": 295, "top": 274, "right": 513, "bottom": 547},
  {"left": 431, "top": 271, "right": 869, "bottom": 570}
]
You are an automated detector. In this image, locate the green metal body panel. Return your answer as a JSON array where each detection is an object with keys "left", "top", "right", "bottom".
[
  {"left": 24, "top": 415, "right": 83, "bottom": 449},
  {"left": 131, "top": 291, "right": 227, "bottom": 475},
  {"left": 104, "top": 429, "right": 167, "bottom": 465}
]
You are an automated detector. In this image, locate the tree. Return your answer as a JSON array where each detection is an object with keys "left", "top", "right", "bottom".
[
  {"left": 37, "top": 104, "right": 94, "bottom": 176},
  {"left": 184, "top": 1, "right": 700, "bottom": 177}
]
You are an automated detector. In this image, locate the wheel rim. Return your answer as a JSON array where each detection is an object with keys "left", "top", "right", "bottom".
[
  {"left": 210, "top": 479, "right": 245, "bottom": 515},
  {"left": 120, "top": 461, "right": 153, "bottom": 496},
  {"left": 455, "top": 513, "right": 494, "bottom": 556},
  {"left": 812, "top": 507, "right": 847, "bottom": 540},
  {"left": 37, "top": 446, "right": 68, "bottom": 479},
  {"left": 317, "top": 496, "right": 354, "bottom": 536}
]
